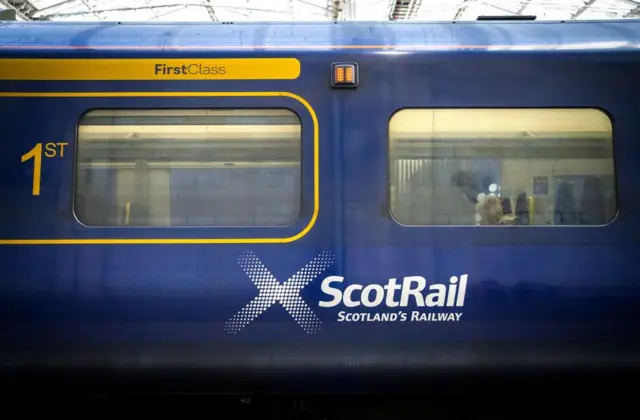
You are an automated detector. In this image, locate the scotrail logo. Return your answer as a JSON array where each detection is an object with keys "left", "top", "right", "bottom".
[
  {"left": 225, "top": 251, "right": 469, "bottom": 335},
  {"left": 319, "top": 275, "right": 467, "bottom": 323},
  {"left": 224, "top": 251, "right": 335, "bottom": 335}
]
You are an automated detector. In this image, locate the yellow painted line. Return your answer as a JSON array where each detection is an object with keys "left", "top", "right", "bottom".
[{"left": 0, "top": 91, "right": 318, "bottom": 245}]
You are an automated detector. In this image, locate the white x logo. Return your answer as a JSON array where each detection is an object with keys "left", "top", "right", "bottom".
[{"left": 224, "top": 250, "right": 334, "bottom": 335}]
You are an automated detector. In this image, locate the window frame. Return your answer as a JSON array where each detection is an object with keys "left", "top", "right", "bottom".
[{"left": 73, "top": 106, "right": 304, "bottom": 229}]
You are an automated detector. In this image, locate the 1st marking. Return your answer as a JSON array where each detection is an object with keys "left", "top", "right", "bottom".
[{"left": 21, "top": 142, "right": 68, "bottom": 196}]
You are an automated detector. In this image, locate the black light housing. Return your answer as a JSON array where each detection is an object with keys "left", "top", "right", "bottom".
[{"left": 331, "top": 63, "right": 359, "bottom": 89}]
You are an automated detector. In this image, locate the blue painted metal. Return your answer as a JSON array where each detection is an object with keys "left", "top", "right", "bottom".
[{"left": 0, "top": 20, "right": 640, "bottom": 392}]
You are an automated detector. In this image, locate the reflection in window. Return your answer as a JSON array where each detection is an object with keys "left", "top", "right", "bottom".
[
  {"left": 389, "top": 109, "right": 616, "bottom": 226},
  {"left": 75, "top": 109, "right": 301, "bottom": 227}
]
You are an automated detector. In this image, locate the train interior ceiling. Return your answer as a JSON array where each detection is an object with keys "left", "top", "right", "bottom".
[{"left": 75, "top": 108, "right": 616, "bottom": 228}]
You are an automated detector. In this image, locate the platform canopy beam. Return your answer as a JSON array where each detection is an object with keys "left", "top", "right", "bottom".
[
  {"left": 0, "top": 0, "right": 37, "bottom": 20},
  {"left": 572, "top": 0, "right": 598, "bottom": 18},
  {"left": 33, "top": 3, "right": 296, "bottom": 20},
  {"left": 388, "top": 0, "right": 422, "bottom": 20},
  {"left": 625, "top": 4, "right": 640, "bottom": 15},
  {"left": 515, "top": 0, "right": 535, "bottom": 14},
  {"left": 326, "top": 0, "right": 355, "bottom": 20}
]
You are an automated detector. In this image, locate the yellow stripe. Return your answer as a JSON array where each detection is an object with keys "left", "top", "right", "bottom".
[
  {"left": 0, "top": 91, "right": 318, "bottom": 245},
  {"left": 0, "top": 58, "right": 301, "bottom": 81}
]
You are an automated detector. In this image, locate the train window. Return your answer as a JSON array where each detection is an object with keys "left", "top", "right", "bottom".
[
  {"left": 75, "top": 109, "right": 301, "bottom": 227},
  {"left": 389, "top": 109, "right": 616, "bottom": 226}
]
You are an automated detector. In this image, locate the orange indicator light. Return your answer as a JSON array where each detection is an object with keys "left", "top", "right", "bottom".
[{"left": 331, "top": 63, "right": 358, "bottom": 88}]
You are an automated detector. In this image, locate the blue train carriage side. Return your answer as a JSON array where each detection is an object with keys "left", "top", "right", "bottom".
[{"left": 0, "top": 19, "right": 639, "bottom": 394}]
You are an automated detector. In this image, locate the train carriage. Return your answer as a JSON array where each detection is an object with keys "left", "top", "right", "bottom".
[{"left": 0, "top": 18, "right": 639, "bottom": 393}]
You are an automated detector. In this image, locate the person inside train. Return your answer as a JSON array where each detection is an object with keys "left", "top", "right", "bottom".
[{"left": 476, "top": 194, "right": 504, "bottom": 225}]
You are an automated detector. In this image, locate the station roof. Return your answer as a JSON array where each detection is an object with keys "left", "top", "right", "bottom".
[{"left": 1, "top": 0, "right": 638, "bottom": 23}]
